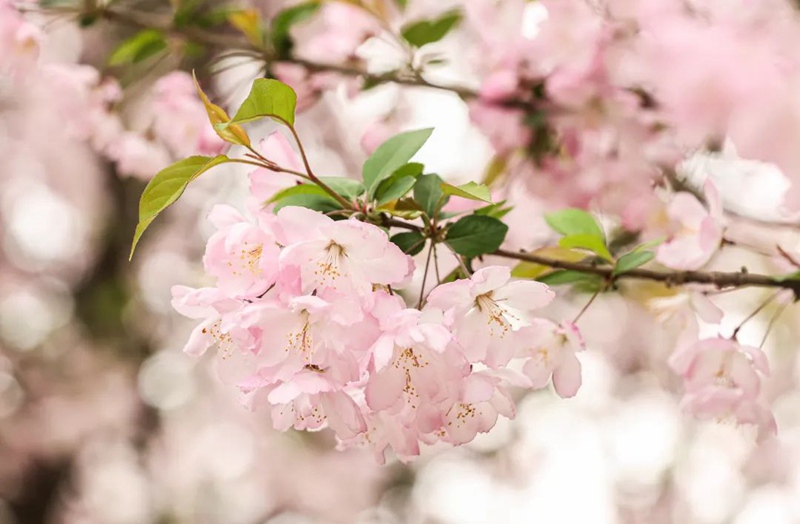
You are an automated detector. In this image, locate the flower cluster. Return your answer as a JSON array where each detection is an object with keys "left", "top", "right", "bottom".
[
  {"left": 172, "top": 204, "right": 582, "bottom": 462},
  {"left": 670, "top": 337, "right": 776, "bottom": 440}
]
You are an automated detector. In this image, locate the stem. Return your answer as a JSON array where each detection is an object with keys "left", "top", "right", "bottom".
[
  {"left": 433, "top": 243, "right": 442, "bottom": 284},
  {"left": 573, "top": 285, "right": 605, "bottom": 324},
  {"left": 284, "top": 122, "right": 353, "bottom": 210},
  {"left": 418, "top": 244, "right": 435, "bottom": 309},
  {"left": 760, "top": 302, "right": 789, "bottom": 348},
  {"left": 732, "top": 291, "right": 780, "bottom": 339}
]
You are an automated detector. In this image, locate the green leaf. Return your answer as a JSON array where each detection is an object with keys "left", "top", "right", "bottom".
[
  {"left": 401, "top": 10, "right": 462, "bottom": 48},
  {"left": 537, "top": 270, "right": 602, "bottom": 286},
  {"left": 272, "top": 193, "right": 341, "bottom": 212},
  {"left": 271, "top": 2, "right": 321, "bottom": 58},
  {"left": 377, "top": 176, "right": 417, "bottom": 205},
  {"left": 318, "top": 177, "right": 364, "bottom": 200},
  {"left": 363, "top": 129, "right": 433, "bottom": 197},
  {"left": 440, "top": 181, "right": 492, "bottom": 203},
  {"left": 473, "top": 201, "right": 512, "bottom": 220},
  {"left": 413, "top": 173, "right": 447, "bottom": 217},
  {"left": 445, "top": 215, "right": 508, "bottom": 258},
  {"left": 613, "top": 250, "right": 655, "bottom": 276},
  {"left": 545, "top": 208, "right": 604, "bottom": 238},
  {"left": 267, "top": 183, "right": 331, "bottom": 204},
  {"left": 390, "top": 231, "right": 426, "bottom": 256},
  {"left": 130, "top": 155, "right": 229, "bottom": 259},
  {"left": 559, "top": 234, "right": 614, "bottom": 262},
  {"left": 108, "top": 30, "right": 167, "bottom": 65},
  {"left": 384, "top": 198, "right": 424, "bottom": 219},
  {"left": 375, "top": 164, "right": 423, "bottom": 205},
  {"left": 226, "top": 78, "right": 297, "bottom": 126}
]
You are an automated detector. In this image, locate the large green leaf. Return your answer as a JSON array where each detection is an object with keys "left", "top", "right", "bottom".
[
  {"left": 363, "top": 129, "right": 433, "bottom": 197},
  {"left": 226, "top": 78, "right": 297, "bottom": 126},
  {"left": 130, "top": 155, "right": 230, "bottom": 258},
  {"left": 401, "top": 10, "right": 462, "bottom": 48},
  {"left": 445, "top": 215, "right": 508, "bottom": 258}
]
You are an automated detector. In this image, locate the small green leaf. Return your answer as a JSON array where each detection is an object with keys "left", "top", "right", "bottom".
[
  {"left": 363, "top": 129, "right": 433, "bottom": 197},
  {"left": 193, "top": 72, "right": 250, "bottom": 147},
  {"left": 401, "top": 10, "right": 462, "bottom": 48},
  {"left": 108, "top": 30, "right": 167, "bottom": 65},
  {"left": 272, "top": 193, "right": 341, "bottom": 212},
  {"left": 377, "top": 176, "right": 417, "bottom": 206},
  {"left": 613, "top": 250, "right": 655, "bottom": 276},
  {"left": 131, "top": 155, "right": 229, "bottom": 258},
  {"left": 413, "top": 173, "right": 447, "bottom": 217},
  {"left": 226, "top": 78, "right": 297, "bottom": 126},
  {"left": 545, "top": 208, "right": 604, "bottom": 238},
  {"left": 537, "top": 270, "right": 602, "bottom": 286},
  {"left": 267, "top": 183, "right": 331, "bottom": 204},
  {"left": 271, "top": 2, "right": 321, "bottom": 58},
  {"left": 559, "top": 234, "right": 614, "bottom": 262},
  {"left": 445, "top": 215, "right": 508, "bottom": 258},
  {"left": 440, "top": 181, "right": 492, "bottom": 203},
  {"left": 318, "top": 177, "right": 364, "bottom": 200},
  {"left": 375, "top": 163, "right": 423, "bottom": 205},
  {"left": 473, "top": 201, "right": 512, "bottom": 220},
  {"left": 390, "top": 231, "right": 426, "bottom": 256}
]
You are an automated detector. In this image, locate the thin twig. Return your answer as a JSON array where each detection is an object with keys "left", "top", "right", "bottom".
[
  {"left": 418, "top": 244, "right": 435, "bottom": 308},
  {"left": 760, "top": 302, "right": 789, "bottom": 348},
  {"left": 732, "top": 291, "right": 780, "bottom": 339}
]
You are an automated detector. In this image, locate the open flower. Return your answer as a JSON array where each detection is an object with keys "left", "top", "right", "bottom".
[
  {"left": 277, "top": 207, "right": 413, "bottom": 299},
  {"left": 425, "top": 266, "right": 555, "bottom": 367},
  {"left": 656, "top": 181, "right": 724, "bottom": 270}
]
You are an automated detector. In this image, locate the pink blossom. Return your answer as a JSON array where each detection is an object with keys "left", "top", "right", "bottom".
[
  {"left": 670, "top": 337, "right": 776, "bottom": 439},
  {"left": 150, "top": 71, "right": 226, "bottom": 158},
  {"left": 202, "top": 204, "right": 281, "bottom": 299},
  {"left": 276, "top": 207, "right": 413, "bottom": 299},
  {"left": 292, "top": 3, "right": 378, "bottom": 63},
  {"left": 439, "top": 371, "right": 517, "bottom": 445},
  {"left": 518, "top": 320, "right": 585, "bottom": 398},
  {"left": 425, "top": 266, "right": 555, "bottom": 367},
  {"left": 468, "top": 102, "right": 532, "bottom": 156},
  {"left": 656, "top": 182, "right": 724, "bottom": 270}
]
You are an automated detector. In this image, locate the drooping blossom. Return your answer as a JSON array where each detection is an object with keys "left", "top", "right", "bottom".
[
  {"left": 518, "top": 319, "right": 585, "bottom": 398},
  {"left": 669, "top": 337, "right": 776, "bottom": 440}
]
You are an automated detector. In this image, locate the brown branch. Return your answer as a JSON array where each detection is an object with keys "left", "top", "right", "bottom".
[
  {"left": 380, "top": 217, "right": 800, "bottom": 293},
  {"left": 493, "top": 248, "right": 800, "bottom": 294}
]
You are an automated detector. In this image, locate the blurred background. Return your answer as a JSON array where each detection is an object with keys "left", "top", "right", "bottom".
[{"left": 3, "top": 0, "right": 800, "bottom": 523}]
